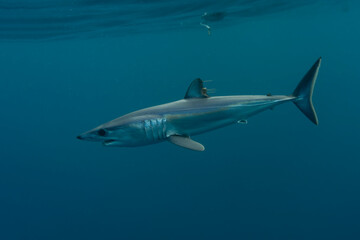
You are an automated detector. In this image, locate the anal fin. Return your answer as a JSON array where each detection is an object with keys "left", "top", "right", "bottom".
[{"left": 169, "top": 135, "right": 205, "bottom": 151}]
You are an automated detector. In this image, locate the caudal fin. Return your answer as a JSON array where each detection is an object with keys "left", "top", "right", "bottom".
[{"left": 292, "top": 57, "right": 321, "bottom": 125}]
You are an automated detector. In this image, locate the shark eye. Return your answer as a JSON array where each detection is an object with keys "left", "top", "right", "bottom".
[{"left": 98, "top": 129, "right": 107, "bottom": 136}]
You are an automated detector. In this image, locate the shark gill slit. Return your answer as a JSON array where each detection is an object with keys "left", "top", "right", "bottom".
[{"left": 144, "top": 118, "right": 167, "bottom": 142}]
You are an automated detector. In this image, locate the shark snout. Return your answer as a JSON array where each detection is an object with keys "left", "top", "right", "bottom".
[
  {"left": 76, "top": 129, "right": 114, "bottom": 143},
  {"left": 76, "top": 131, "right": 97, "bottom": 141}
]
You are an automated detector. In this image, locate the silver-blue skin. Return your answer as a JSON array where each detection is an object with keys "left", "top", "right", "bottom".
[{"left": 77, "top": 58, "right": 321, "bottom": 151}]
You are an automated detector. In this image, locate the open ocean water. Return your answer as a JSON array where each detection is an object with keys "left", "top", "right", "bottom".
[{"left": 1, "top": 0, "right": 360, "bottom": 239}]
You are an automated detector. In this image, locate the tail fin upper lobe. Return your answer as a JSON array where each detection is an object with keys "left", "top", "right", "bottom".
[{"left": 292, "top": 57, "right": 321, "bottom": 125}]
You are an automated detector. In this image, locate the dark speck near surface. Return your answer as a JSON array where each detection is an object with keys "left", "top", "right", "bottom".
[{"left": 1, "top": 0, "right": 360, "bottom": 239}]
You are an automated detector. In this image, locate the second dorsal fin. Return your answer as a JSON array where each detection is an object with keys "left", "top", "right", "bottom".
[{"left": 184, "top": 78, "right": 209, "bottom": 99}]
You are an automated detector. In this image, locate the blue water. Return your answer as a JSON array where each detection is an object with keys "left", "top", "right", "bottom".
[{"left": 1, "top": 0, "right": 360, "bottom": 239}]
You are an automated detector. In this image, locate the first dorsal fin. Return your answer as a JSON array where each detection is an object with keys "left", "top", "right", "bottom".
[{"left": 184, "top": 78, "right": 209, "bottom": 99}]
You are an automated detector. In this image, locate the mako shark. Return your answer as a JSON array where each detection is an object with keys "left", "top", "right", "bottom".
[{"left": 77, "top": 58, "right": 321, "bottom": 151}]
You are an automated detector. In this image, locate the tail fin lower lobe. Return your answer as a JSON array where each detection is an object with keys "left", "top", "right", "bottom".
[{"left": 292, "top": 57, "right": 321, "bottom": 125}]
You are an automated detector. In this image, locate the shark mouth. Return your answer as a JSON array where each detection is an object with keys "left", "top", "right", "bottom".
[{"left": 103, "top": 139, "right": 117, "bottom": 146}]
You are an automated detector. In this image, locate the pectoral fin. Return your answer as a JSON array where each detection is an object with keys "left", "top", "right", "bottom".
[{"left": 169, "top": 135, "right": 205, "bottom": 151}]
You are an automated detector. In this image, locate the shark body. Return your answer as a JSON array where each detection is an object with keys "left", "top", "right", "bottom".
[{"left": 77, "top": 58, "right": 321, "bottom": 151}]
